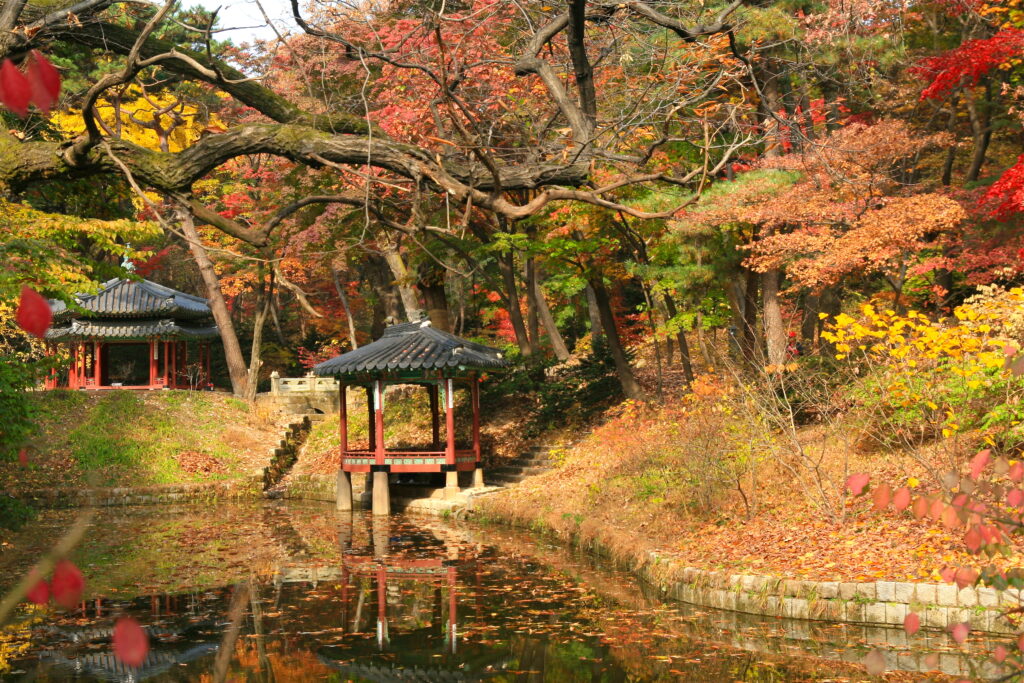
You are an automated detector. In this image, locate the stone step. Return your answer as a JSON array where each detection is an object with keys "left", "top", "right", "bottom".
[
  {"left": 493, "top": 465, "right": 549, "bottom": 477},
  {"left": 488, "top": 472, "right": 526, "bottom": 485}
]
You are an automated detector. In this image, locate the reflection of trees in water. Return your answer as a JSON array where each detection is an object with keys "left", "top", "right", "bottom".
[{"left": 9, "top": 504, "right": 1014, "bottom": 681}]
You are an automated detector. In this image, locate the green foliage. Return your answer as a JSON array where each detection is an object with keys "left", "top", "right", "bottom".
[
  {"left": 0, "top": 358, "right": 41, "bottom": 461},
  {"left": 0, "top": 495, "right": 35, "bottom": 531},
  {"left": 485, "top": 348, "right": 624, "bottom": 438}
]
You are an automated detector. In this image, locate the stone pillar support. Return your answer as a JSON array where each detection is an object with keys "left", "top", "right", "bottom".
[
  {"left": 372, "top": 469, "right": 390, "bottom": 515},
  {"left": 336, "top": 469, "right": 352, "bottom": 511}
]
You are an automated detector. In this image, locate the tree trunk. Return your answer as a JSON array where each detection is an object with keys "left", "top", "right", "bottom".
[
  {"left": 800, "top": 291, "right": 819, "bottom": 345},
  {"left": 380, "top": 242, "right": 422, "bottom": 321},
  {"left": 588, "top": 278, "right": 645, "bottom": 400},
  {"left": 741, "top": 268, "right": 759, "bottom": 363},
  {"left": 421, "top": 280, "right": 450, "bottom": 331},
  {"left": 762, "top": 268, "right": 787, "bottom": 366},
  {"left": 244, "top": 275, "right": 271, "bottom": 403},
  {"left": 498, "top": 250, "right": 533, "bottom": 356},
  {"left": 532, "top": 277, "right": 571, "bottom": 361},
  {"left": 332, "top": 266, "right": 359, "bottom": 349},
  {"left": 179, "top": 210, "right": 249, "bottom": 397},
  {"left": 965, "top": 87, "right": 992, "bottom": 183},
  {"left": 525, "top": 255, "right": 540, "bottom": 348},
  {"left": 585, "top": 284, "right": 604, "bottom": 348},
  {"left": 661, "top": 294, "right": 695, "bottom": 384},
  {"left": 418, "top": 260, "right": 451, "bottom": 331},
  {"left": 364, "top": 253, "right": 403, "bottom": 334}
]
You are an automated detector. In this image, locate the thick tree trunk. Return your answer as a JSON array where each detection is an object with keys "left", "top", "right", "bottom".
[
  {"left": 533, "top": 277, "right": 571, "bottom": 361},
  {"left": 418, "top": 260, "right": 451, "bottom": 331},
  {"left": 497, "top": 251, "right": 533, "bottom": 356},
  {"left": 588, "top": 278, "right": 645, "bottom": 400},
  {"left": 762, "top": 268, "right": 787, "bottom": 366},
  {"left": 381, "top": 243, "right": 422, "bottom": 322},
  {"left": 179, "top": 211, "right": 249, "bottom": 397},
  {"left": 365, "top": 253, "right": 404, "bottom": 334},
  {"left": 332, "top": 266, "right": 359, "bottom": 349},
  {"left": 421, "top": 280, "right": 450, "bottom": 331}
]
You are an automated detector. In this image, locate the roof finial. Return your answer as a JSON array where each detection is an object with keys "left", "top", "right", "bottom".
[{"left": 121, "top": 244, "right": 136, "bottom": 273}]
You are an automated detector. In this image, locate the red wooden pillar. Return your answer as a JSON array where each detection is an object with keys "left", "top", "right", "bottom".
[
  {"left": 92, "top": 342, "right": 101, "bottom": 387},
  {"left": 339, "top": 383, "right": 348, "bottom": 458},
  {"left": 366, "top": 385, "right": 375, "bottom": 451},
  {"left": 148, "top": 340, "right": 157, "bottom": 387},
  {"left": 76, "top": 342, "right": 85, "bottom": 388},
  {"left": 68, "top": 344, "right": 77, "bottom": 389},
  {"left": 444, "top": 378, "right": 455, "bottom": 466},
  {"left": 373, "top": 380, "right": 385, "bottom": 466},
  {"left": 429, "top": 383, "right": 440, "bottom": 449},
  {"left": 171, "top": 341, "right": 178, "bottom": 388},
  {"left": 471, "top": 378, "right": 481, "bottom": 463},
  {"left": 162, "top": 341, "right": 169, "bottom": 386}
]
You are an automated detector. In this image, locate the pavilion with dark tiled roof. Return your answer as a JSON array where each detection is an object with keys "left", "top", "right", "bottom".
[
  {"left": 313, "top": 319, "right": 509, "bottom": 514},
  {"left": 44, "top": 277, "right": 218, "bottom": 390}
]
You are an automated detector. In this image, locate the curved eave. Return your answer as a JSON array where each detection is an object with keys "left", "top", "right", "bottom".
[{"left": 45, "top": 319, "right": 219, "bottom": 342}]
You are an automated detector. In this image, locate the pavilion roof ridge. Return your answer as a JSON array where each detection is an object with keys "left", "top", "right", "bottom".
[{"left": 50, "top": 277, "right": 212, "bottom": 321}]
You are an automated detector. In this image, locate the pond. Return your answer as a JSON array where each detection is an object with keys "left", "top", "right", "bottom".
[{"left": 0, "top": 501, "right": 1009, "bottom": 681}]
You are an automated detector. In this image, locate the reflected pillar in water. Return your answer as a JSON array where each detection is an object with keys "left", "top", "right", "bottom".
[
  {"left": 371, "top": 516, "right": 390, "bottom": 559},
  {"left": 445, "top": 565, "right": 457, "bottom": 654},
  {"left": 338, "top": 512, "right": 354, "bottom": 550},
  {"left": 376, "top": 566, "right": 389, "bottom": 649},
  {"left": 337, "top": 382, "right": 352, "bottom": 511},
  {"left": 372, "top": 379, "right": 391, "bottom": 515}
]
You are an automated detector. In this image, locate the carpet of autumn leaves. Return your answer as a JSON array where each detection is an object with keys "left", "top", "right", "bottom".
[{"left": 483, "top": 363, "right": 1023, "bottom": 584}]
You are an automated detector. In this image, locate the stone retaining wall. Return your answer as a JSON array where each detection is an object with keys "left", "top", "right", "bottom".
[
  {"left": 644, "top": 564, "right": 1019, "bottom": 635},
  {"left": 477, "top": 510, "right": 1021, "bottom": 637},
  {"left": 10, "top": 478, "right": 264, "bottom": 508}
]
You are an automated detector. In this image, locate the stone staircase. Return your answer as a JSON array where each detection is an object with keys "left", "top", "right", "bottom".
[
  {"left": 487, "top": 445, "right": 566, "bottom": 487},
  {"left": 262, "top": 414, "right": 325, "bottom": 492}
]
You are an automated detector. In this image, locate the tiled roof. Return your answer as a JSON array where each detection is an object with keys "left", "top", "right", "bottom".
[
  {"left": 51, "top": 278, "right": 211, "bottom": 321},
  {"left": 45, "top": 318, "right": 219, "bottom": 341},
  {"left": 313, "top": 320, "right": 508, "bottom": 377}
]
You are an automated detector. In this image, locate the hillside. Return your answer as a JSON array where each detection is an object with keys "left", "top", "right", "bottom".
[{"left": 3, "top": 390, "right": 279, "bottom": 490}]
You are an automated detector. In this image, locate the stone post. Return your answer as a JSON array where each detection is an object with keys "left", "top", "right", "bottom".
[
  {"left": 336, "top": 469, "right": 352, "bottom": 511},
  {"left": 270, "top": 370, "right": 281, "bottom": 394},
  {"left": 372, "top": 470, "right": 390, "bottom": 515}
]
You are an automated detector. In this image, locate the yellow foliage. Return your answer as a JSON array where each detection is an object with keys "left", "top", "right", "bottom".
[{"left": 52, "top": 87, "right": 225, "bottom": 153}]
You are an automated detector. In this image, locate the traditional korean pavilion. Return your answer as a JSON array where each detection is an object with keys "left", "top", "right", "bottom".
[
  {"left": 44, "top": 277, "right": 218, "bottom": 390},
  {"left": 313, "top": 319, "right": 509, "bottom": 514}
]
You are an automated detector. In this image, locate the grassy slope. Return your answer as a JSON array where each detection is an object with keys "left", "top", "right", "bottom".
[{"left": 4, "top": 390, "right": 279, "bottom": 489}]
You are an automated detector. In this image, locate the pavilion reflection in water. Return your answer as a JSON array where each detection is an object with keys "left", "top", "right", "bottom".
[{"left": 274, "top": 514, "right": 480, "bottom": 657}]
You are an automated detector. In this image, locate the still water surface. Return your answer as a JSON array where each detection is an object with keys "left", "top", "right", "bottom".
[{"left": 0, "top": 502, "right": 1007, "bottom": 681}]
